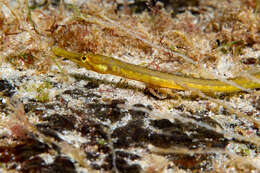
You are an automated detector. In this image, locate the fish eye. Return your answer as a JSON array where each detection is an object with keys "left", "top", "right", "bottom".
[{"left": 81, "top": 56, "right": 87, "bottom": 62}]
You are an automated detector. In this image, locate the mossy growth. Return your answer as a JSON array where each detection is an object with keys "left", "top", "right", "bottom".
[
  {"left": 22, "top": 81, "right": 52, "bottom": 103},
  {"left": 6, "top": 52, "right": 36, "bottom": 70},
  {"left": 35, "top": 82, "right": 52, "bottom": 103}
]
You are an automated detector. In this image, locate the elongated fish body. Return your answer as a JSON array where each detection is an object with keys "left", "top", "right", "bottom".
[{"left": 52, "top": 47, "right": 260, "bottom": 93}]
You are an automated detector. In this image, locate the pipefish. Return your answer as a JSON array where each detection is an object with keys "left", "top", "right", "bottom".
[{"left": 52, "top": 47, "right": 260, "bottom": 93}]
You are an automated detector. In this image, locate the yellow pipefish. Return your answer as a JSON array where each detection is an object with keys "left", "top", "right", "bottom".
[{"left": 52, "top": 47, "right": 260, "bottom": 93}]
